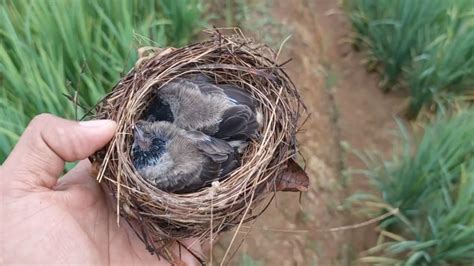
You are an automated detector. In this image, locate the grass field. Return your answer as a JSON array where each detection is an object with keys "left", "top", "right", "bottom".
[
  {"left": 349, "top": 111, "right": 474, "bottom": 265},
  {"left": 342, "top": 1, "right": 474, "bottom": 264},
  {"left": 0, "top": 0, "right": 206, "bottom": 162},
  {"left": 346, "top": 0, "right": 474, "bottom": 117}
]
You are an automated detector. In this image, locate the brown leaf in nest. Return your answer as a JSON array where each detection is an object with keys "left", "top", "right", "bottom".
[{"left": 273, "top": 159, "right": 310, "bottom": 192}]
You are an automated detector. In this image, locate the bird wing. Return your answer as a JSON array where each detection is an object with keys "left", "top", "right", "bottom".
[
  {"left": 185, "top": 130, "right": 234, "bottom": 162},
  {"left": 189, "top": 74, "right": 257, "bottom": 111},
  {"left": 198, "top": 150, "right": 240, "bottom": 188},
  {"left": 172, "top": 153, "right": 239, "bottom": 193},
  {"left": 173, "top": 130, "right": 240, "bottom": 192},
  {"left": 216, "top": 84, "right": 257, "bottom": 112},
  {"left": 213, "top": 105, "right": 259, "bottom": 140},
  {"left": 186, "top": 75, "right": 260, "bottom": 140}
]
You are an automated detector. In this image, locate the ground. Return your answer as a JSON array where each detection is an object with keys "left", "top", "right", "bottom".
[{"left": 213, "top": 0, "right": 405, "bottom": 265}]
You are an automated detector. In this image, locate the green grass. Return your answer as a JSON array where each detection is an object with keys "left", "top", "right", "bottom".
[
  {"left": 345, "top": 0, "right": 474, "bottom": 117},
  {"left": 407, "top": 12, "right": 474, "bottom": 117},
  {"left": 350, "top": 111, "right": 474, "bottom": 265},
  {"left": 0, "top": 0, "right": 207, "bottom": 162}
]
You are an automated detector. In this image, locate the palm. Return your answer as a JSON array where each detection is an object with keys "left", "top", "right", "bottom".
[{"left": 2, "top": 162, "right": 159, "bottom": 264}]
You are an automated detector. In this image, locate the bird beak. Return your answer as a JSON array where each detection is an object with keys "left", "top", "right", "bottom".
[{"left": 133, "top": 125, "right": 148, "bottom": 150}]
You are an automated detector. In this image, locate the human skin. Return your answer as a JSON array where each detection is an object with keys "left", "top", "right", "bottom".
[{"left": 0, "top": 114, "right": 203, "bottom": 265}]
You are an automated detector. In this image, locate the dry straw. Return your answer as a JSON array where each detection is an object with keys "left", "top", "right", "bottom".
[{"left": 90, "top": 29, "right": 305, "bottom": 262}]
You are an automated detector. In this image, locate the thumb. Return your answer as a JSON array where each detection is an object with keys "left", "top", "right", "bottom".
[{"left": 3, "top": 113, "right": 116, "bottom": 189}]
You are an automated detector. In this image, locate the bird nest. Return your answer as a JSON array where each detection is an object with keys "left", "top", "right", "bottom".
[{"left": 90, "top": 30, "right": 307, "bottom": 262}]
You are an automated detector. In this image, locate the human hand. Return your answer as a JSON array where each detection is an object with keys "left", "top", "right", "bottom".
[{"left": 0, "top": 114, "right": 203, "bottom": 265}]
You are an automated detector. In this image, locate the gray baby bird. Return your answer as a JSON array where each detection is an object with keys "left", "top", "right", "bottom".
[
  {"left": 131, "top": 120, "right": 239, "bottom": 193},
  {"left": 143, "top": 74, "right": 262, "bottom": 151}
]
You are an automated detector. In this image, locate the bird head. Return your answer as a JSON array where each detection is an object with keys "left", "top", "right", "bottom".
[
  {"left": 132, "top": 121, "right": 152, "bottom": 151},
  {"left": 131, "top": 121, "right": 169, "bottom": 170}
]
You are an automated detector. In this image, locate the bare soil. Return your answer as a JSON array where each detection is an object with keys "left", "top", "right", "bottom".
[{"left": 213, "top": 0, "right": 405, "bottom": 264}]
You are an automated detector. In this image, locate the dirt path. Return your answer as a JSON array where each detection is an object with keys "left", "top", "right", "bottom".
[{"left": 213, "top": 0, "right": 404, "bottom": 264}]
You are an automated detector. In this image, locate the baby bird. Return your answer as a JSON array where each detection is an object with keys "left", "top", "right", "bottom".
[
  {"left": 131, "top": 120, "right": 239, "bottom": 193},
  {"left": 143, "top": 74, "right": 262, "bottom": 150}
]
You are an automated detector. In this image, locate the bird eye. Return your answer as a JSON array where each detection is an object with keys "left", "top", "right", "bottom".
[{"left": 152, "top": 137, "right": 166, "bottom": 147}]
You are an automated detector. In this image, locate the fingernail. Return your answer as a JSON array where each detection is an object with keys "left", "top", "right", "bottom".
[{"left": 79, "top": 120, "right": 116, "bottom": 128}]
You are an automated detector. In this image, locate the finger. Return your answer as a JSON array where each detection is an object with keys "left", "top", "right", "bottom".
[
  {"left": 56, "top": 160, "right": 94, "bottom": 188},
  {"left": 3, "top": 113, "right": 116, "bottom": 189}
]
